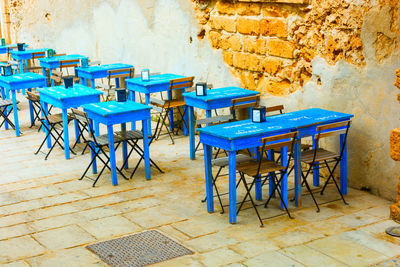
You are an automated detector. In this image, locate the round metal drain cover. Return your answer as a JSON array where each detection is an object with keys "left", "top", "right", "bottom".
[{"left": 386, "top": 226, "right": 400, "bottom": 237}]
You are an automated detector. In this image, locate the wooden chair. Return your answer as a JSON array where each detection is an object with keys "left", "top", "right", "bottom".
[
  {"left": 237, "top": 131, "right": 298, "bottom": 227},
  {"left": 230, "top": 94, "right": 260, "bottom": 121},
  {"left": 299, "top": 120, "right": 351, "bottom": 212},
  {"left": 150, "top": 76, "right": 194, "bottom": 144},
  {"left": 266, "top": 105, "right": 284, "bottom": 116},
  {"left": 98, "top": 67, "right": 134, "bottom": 101},
  {"left": 27, "top": 51, "right": 46, "bottom": 73}
]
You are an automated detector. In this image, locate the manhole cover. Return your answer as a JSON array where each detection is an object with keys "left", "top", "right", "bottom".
[
  {"left": 386, "top": 226, "right": 400, "bottom": 237},
  {"left": 86, "top": 230, "right": 194, "bottom": 267}
]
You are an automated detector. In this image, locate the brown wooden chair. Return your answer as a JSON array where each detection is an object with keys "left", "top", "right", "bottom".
[
  {"left": 150, "top": 76, "right": 194, "bottom": 144},
  {"left": 237, "top": 131, "right": 298, "bottom": 227},
  {"left": 300, "top": 120, "right": 351, "bottom": 212},
  {"left": 98, "top": 67, "right": 135, "bottom": 101},
  {"left": 230, "top": 94, "right": 260, "bottom": 121},
  {"left": 27, "top": 51, "right": 46, "bottom": 73}
]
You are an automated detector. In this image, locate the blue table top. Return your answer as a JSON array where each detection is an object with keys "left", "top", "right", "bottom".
[
  {"left": 0, "top": 72, "right": 46, "bottom": 84},
  {"left": 82, "top": 101, "right": 151, "bottom": 117},
  {"left": 126, "top": 73, "right": 185, "bottom": 87},
  {"left": 75, "top": 63, "right": 133, "bottom": 74},
  {"left": 183, "top": 87, "right": 258, "bottom": 102},
  {"left": 37, "top": 84, "right": 103, "bottom": 100},
  {"left": 39, "top": 54, "right": 87, "bottom": 63},
  {"left": 197, "top": 108, "right": 354, "bottom": 140},
  {"left": 10, "top": 48, "right": 48, "bottom": 56}
]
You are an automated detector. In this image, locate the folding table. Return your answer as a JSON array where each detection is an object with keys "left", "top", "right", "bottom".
[
  {"left": 183, "top": 87, "right": 259, "bottom": 160},
  {"left": 126, "top": 73, "right": 187, "bottom": 133},
  {"left": 37, "top": 84, "right": 102, "bottom": 159},
  {"left": 82, "top": 101, "right": 152, "bottom": 185},
  {"left": 198, "top": 108, "right": 354, "bottom": 224},
  {"left": 0, "top": 72, "right": 46, "bottom": 136},
  {"left": 39, "top": 54, "right": 88, "bottom": 85},
  {"left": 75, "top": 63, "right": 134, "bottom": 89},
  {"left": 10, "top": 48, "right": 49, "bottom": 73}
]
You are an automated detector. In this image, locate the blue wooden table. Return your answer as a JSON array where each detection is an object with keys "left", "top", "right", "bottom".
[
  {"left": 82, "top": 101, "right": 152, "bottom": 185},
  {"left": 39, "top": 54, "right": 88, "bottom": 85},
  {"left": 0, "top": 72, "right": 47, "bottom": 136},
  {"left": 10, "top": 48, "right": 49, "bottom": 73},
  {"left": 75, "top": 63, "right": 134, "bottom": 89},
  {"left": 183, "top": 87, "right": 259, "bottom": 160},
  {"left": 0, "top": 44, "right": 29, "bottom": 54},
  {"left": 198, "top": 108, "right": 354, "bottom": 224},
  {"left": 37, "top": 84, "right": 102, "bottom": 159},
  {"left": 126, "top": 73, "right": 186, "bottom": 133}
]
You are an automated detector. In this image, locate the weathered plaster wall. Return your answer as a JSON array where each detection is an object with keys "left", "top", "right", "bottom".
[{"left": 8, "top": 0, "right": 400, "bottom": 201}]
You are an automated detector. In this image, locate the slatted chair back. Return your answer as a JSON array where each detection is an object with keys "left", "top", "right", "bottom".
[
  {"left": 26, "top": 91, "right": 40, "bottom": 103},
  {"left": 51, "top": 69, "right": 63, "bottom": 84},
  {"left": 59, "top": 59, "right": 79, "bottom": 70},
  {"left": 196, "top": 114, "right": 233, "bottom": 128},
  {"left": 27, "top": 52, "right": 46, "bottom": 73},
  {"left": 71, "top": 108, "right": 98, "bottom": 144},
  {"left": 107, "top": 67, "right": 135, "bottom": 88},
  {"left": 266, "top": 105, "right": 284, "bottom": 116},
  {"left": 32, "top": 51, "right": 46, "bottom": 60},
  {"left": 169, "top": 76, "right": 194, "bottom": 91},
  {"left": 257, "top": 131, "right": 298, "bottom": 176},
  {"left": 54, "top": 53, "right": 67, "bottom": 57},
  {"left": 230, "top": 94, "right": 260, "bottom": 120}
]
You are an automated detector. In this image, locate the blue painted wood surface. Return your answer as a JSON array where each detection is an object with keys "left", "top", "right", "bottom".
[
  {"left": 126, "top": 73, "right": 185, "bottom": 94},
  {"left": 0, "top": 44, "right": 29, "bottom": 54},
  {"left": 37, "top": 84, "right": 102, "bottom": 159},
  {"left": 10, "top": 48, "right": 49, "bottom": 60},
  {"left": 199, "top": 108, "right": 354, "bottom": 224},
  {"left": 0, "top": 72, "right": 46, "bottom": 137},
  {"left": 82, "top": 101, "right": 152, "bottom": 185},
  {"left": 39, "top": 54, "right": 88, "bottom": 69}
]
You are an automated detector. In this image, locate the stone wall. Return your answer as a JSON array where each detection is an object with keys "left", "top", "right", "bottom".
[{"left": 6, "top": 0, "right": 400, "bottom": 202}]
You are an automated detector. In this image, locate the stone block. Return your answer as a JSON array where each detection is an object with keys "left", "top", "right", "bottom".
[
  {"left": 208, "top": 30, "right": 221, "bottom": 49},
  {"left": 390, "top": 128, "right": 400, "bottom": 161},
  {"left": 216, "top": 1, "right": 236, "bottom": 15},
  {"left": 261, "top": 56, "right": 283, "bottom": 74},
  {"left": 237, "top": 18, "right": 260, "bottom": 35},
  {"left": 210, "top": 15, "right": 236, "bottom": 33},
  {"left": 229, "top": 35, "right": 242, "bottom": 51},
  {"left": 267, "top": 39, "right": 295, "bottom": 58},
  {"left": 223, "top": 50, "right": 234, "bottom": 66},
  {"left": 243, "top": 37, "right": 266, "bottom": 55},
  {"left": 390, "top": 203, "right": 400, "bottom": 222},
  {"left": 236, "top": 3, "right": 261, "bottom": 16},
  {"left": 260, "top": 18, "right": 287, "bottom": 38}
]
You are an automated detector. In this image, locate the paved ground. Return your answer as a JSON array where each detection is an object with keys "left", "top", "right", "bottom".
[{"left": 0, "top": 94, "right": 399, "bottom": 267}]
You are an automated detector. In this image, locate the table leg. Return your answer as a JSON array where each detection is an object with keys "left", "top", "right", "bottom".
[
  {"left": 268, "top": 150, "right": 275, "bottom": 197},
  {"left": 168, "top": 89, "right": 174, "bottom": 131},
  {"left": 42, "top": 67, "right": 48, "bottom": 85},
  {"left": 280, "top": 146, "right": 288, "bottom": 210},
  {"left": 294, "top": 138, "right": 302, "bottom": 207},
  {"left": 80, "top": 77, "right": 86, "bottom": 85},
  {"left": 229, "top": 151, "right": 237, "bottom": 223},
  {"left": 255, "top": 148, "right": 262, "bottom": 201},
  {"left": 340, "top": 134, "right": 347, "bottom": 195},
  {"left": 11, "top": 90, "right": 20, "bottom": 137},
  {"left": 24, "top": 60, "right": 28, "bottom": 72},
  {"left": 142, "top": 119, "right": 151, "bottom": 180},
  {"left": 74, "top": 118, "right": 80, "bottom": 144},
  {"left": 62, "top": 108, "right": 70, "bottom": 160},
  {"left": 121, "top": 123, "right": 128, "bottom": 169},
  {"left": 18, "top": 60, "right": 24, "bottom": 74},
  {"left": 1, "top": 87, "right": 8, "bottom": 129},
  {"left": 90, "top": 79, "right": 95, "bottom": 89},
  {"left": 204, "top": 143, "right": 214, "bottom": 213},
  {"left": 115, "top": 77, "right": 120, "bottom": 88},
  {"left": 145, "top": 93, "right": 151, "bottom": 135},
  {"left": 313, "top": 136, "right": 320, "bottom": 186},
  {"left": 27, "top": 88, "right": 34, "bottom": 126},
  {"left": 89, "top": 119, "right": 97, "bottom": 174},
  {"left": 50, "top": 68, "right": 55, "bottom": 86},
  {"left": 107, "top": 125, "right": 118, "bottom": 186},
  {"left": 41, "top": 102, "right": 52, "bottom": 148},
  {"left": 189, "top": 106, "right": 195, "bottom": 160},
  {"left": 129, "top": 91, "right": 136, "bottom": 130}
]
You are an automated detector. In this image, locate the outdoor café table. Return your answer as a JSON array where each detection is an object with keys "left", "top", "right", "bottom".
[
  {"left": 197, "top": 108, "right": 354, "bottom": 224},
  {"left": 75, "top": 63, "right": 134, "bottom": 89},
  {"left": 82, "top": 101, "right": 152, "bottom": 185},
  {"left": 126, "top": 73, "right": 187, "bottom": 133},
  {"left": 39, "top": 54, "right": 88, "bottom": 86},
  {"left": 10, "top": 48, "right": 49, "bottom": 73},
  {"left": 183, "top": 86, "right": 259, "bottom": 160},
  {"left": 0, "top": 72, "right": 46, "bottom": 136},
  {"left": 37, "top": 84, "right": 103, "bottom": 160},
  {"left": 0, "top": 44, "right": 29, "bottom": 54}
]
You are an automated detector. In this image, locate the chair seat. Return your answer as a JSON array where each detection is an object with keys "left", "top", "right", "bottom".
[
  {"left": 41, "top": 113, "right": 73, "bottom": 124},
  {"left": 237, "top": 159, "right": 285, "bottom": 177},
  {"left": 301, "top": 144, "right": 312, "bottom": 150},
  {"left": 115, "top": 130, "right": 146, "bottom": 140},
  {"left": 153, "top": 99, "right": 186, "bottom": 109},
  {"left": 300, "top": 148, "right": 339, "bottom": 164},
  {"left": 0, "top": 99, "right": 13, "bottom": 108},
  {"left": 88, "top": 134, "right": 123, "bottom": 146},
  {"left": 212, "top": 154, "right": 254, "bottom": 167}
]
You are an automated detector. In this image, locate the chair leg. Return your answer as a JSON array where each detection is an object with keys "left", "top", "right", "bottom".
[
  {"left": 321, "top": 160, "right": 348, "bottom": 205},
  {"left": 301, "top": 169, "right": 320, "bottom": 212},
  {"left": 239, "top": 174, "right": 264, "bottom": 227},
  {"left": 265, "top": 172, "right": 293, "bottom": 219}
]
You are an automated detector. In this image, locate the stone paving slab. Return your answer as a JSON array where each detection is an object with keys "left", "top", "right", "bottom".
[{"left": 0, "top": 94, "right": 399, "bottom": 266}]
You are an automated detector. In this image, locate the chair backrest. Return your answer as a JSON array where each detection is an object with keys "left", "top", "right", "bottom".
[
  {"left": 169, "top": 77, "right": 194, "bottom": 91},
  {"left": 107, "top": 67, "right": 135, "bottom": 88},
  {"left": 266, "top": 105, "right": 284, "bottom": 116},
  {"left": 230, "top": 94, "right": 260, "bottom": 120},
  {"left": 32, "top": 51, "right": 46, "bottom": 60},
  {"left": 196, "top": 114, "right": 233, "bottom": 128},
  {"left": 315, "top": 120, "right": 351, "bottom": 147},
  {"left": 26, "top": 91, "right": 40, "bottom": 102},
  {"left": 257, "top": 131, "right": 298, "bottom": 175},
  {"left": 54, "top": 53, "right": 67, "bottom": 57},
  {"left": 59, "top": 59, "right": 79, "bottom": 70},
  {"left": 71, "top": 108, "right": 97, "bottom": 143}
]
